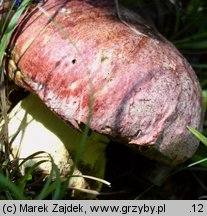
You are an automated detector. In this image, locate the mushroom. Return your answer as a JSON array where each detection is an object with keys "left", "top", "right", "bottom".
[
  {"left": 3, "top": 92, "right": 108, "bottom": 194},
  {"left": 7, "top": 0, "right": 203, "bottom": 165}
]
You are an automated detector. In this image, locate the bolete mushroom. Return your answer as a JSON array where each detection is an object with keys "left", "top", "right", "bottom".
[
  {"left": 3, "top": 92, "right": 108, "bottom": 195},
  {"left": 7, "top": 0, "right": 203, "bottom": 165}
]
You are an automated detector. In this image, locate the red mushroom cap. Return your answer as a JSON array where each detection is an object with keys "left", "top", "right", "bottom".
[{"left": 7, "top": 0, "right": 204, "bottom": 165}]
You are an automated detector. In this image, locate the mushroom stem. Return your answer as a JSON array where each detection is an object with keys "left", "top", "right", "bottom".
[{"left": 1, "top": 93, "right": 108, "bottom": 196}]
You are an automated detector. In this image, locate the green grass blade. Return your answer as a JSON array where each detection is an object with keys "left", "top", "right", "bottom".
[
  {"left": 173, "top": 3, "right": 181, "bottom": 35},
  {"left": 191, "top": 154, "right": 207, "bottom": 167},
  {"left": 50, "top": 159, "right": 61, "bottom": 200},
  {"left": 0, "top": 1, "right": 16, "bottom": 36},
  {"left": 202, "top": 90, "right": 207, "bottom": 113},
  {"left": 188, "top": 127, "right": 207, "bottom": 147},
  {"left": 18, "top": 160, "right": 49, "bottom": 193},
  {"left": 35, "top": 171, "right": 53, "bottom": 200},
  {"left": 36, "top": 155, "right": 61, "bottom": 200},
  {"left": 17, "top": 151, "right": 48, "bottom": 168},
  {"left": 173, "top": 32, "right": 207, "bottom": 45},
  {"left": 188, "top": 158, "right": 207, "bottom": 168},
  {"left": 38, "top": 181, "right": 57, "bottom": 199},
  {"left": 0, "top": 172, "right": 26, "bottom": 199},
  {"left": 175, "top": 40, "right": 207, "bottom": 49},
  {"left": 192, "top": 64, "right": 207, "bottom": 69},
  {"left": 0, "top": 0, "right": 30, "bottom": 63},
  {"left": 10, "top": 151, "right": 49, "bottom": 177}
]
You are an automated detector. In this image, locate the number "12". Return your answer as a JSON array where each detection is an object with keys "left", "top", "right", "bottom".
[{"left": 192, "top": 204, "right": 204, "bottom": 213}]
